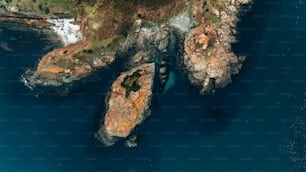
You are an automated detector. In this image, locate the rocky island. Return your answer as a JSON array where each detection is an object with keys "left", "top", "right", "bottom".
[
  {"left": 95, "top": 63, "right": 155, "bottom": 146},
  {"left": 0, "top": 0, "right": 252, "bottom": 146}
]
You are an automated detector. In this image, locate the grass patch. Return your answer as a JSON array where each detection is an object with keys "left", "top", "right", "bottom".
[
  {"left": 90, "top": 38, "right": 113, "bottom": 50},
  {"left": 209, "top": 0, "right": 227, "bottom": 11},
  {"left": 121, "top": 70, "right": 142, "bottom": 98},
  {"left": 207, "top": 15, "right": 221, "bottom": 24},
  {"left": 1, "top": 0, "right": 74, "bottom": 16},
  {"left": 56, "top": 59, "right": 78, "bottom": 70}
]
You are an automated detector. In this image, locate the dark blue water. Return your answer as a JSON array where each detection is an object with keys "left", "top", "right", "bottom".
[{"left": 0, "top": 0, "right": 305, "bottom": 171}]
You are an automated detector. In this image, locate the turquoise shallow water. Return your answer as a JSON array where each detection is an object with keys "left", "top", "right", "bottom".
[{"left": 0, "top": 0, "right": 305, "bottom": 171}]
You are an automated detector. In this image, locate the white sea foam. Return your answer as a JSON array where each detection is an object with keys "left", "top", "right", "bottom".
[
  {"left": 169, "top": 11, "right": 191, "bottom": 32},
  {"left": 47, "top": 18, "right": 82, "bottom": 45},
  {"left": 20, "top": 75, "right": 33, "bottom": 90}
]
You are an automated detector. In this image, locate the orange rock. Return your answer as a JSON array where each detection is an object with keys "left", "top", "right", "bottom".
[
  {"left": 184, "top": 12, "right": 243, "bottom": 94},
  {"left": 43, "top": 67, "right": 65, "bottom": 74},
  {"left": 96, "top": 63, "right": 155, "bottom": 146},
  {"left": 30, "top": 40, "right": 114, "bottom": 86}
]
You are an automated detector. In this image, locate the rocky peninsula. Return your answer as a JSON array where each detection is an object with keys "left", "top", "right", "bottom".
[{"left": 0, "top": 0, "right": 252, "bottom": 146}]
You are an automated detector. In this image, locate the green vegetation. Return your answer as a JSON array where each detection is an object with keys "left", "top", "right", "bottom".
[
  {"left": 75, "top": 36, "right": 123, "bottom": 65},
  {"left": 121, "top": 70, "right": 142, "bottom": 98},
  {"left": 0, "top": 0, "right": 74, "bottom": 16},
  {"left": 209, "top": 0, "right": 227, "bottom": 11},
  {"left": 78, "top": 0, "right": 136, "bottom": 40},
  {"left": 207, "top": 15, "right": 221, "bottom": 24},
  {"left": 76, "top": 48, "right": 100, "bottom": 64},
  {"left": 90, "top": 38, "right": 114, "bottom": 50},
  {"left": 56, "top": 59, "right": 79, "bottom": 70},
  {"left": 132, "top": 0, "right": 173, "bottom": 8}
]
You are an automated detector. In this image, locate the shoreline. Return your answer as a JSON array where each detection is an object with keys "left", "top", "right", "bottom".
[
  {"left": 1, "top": 0, "right": 253, "bottom": 147},
  {"left": 0, "top": 16, "right": 54, "bottom": 27},
  {"left": 0, "top": 15, "right": 85, "bottom": 90},
  {"left": 0, "top": 15, "right": 83, "bottom": 45}
]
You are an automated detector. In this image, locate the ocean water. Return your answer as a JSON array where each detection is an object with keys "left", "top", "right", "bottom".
[{"left": 0, "top": 0, "right": 305, "bottom": 171}]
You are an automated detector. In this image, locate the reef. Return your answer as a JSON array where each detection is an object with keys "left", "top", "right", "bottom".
[{"left": 0, "top": 0, "right": 252, "bottom": 146}]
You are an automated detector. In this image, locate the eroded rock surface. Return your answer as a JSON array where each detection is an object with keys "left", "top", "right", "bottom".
[
  {"left": 95, "top": 63, "right": 155, "bottom": 146},
  {"left": 183, "top": 0, "right": 251, "bottom": 95}
]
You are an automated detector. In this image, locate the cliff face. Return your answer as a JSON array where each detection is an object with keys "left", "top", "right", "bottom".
[{"left": 95, "top": 63, "right": 155, "bottom": 146}]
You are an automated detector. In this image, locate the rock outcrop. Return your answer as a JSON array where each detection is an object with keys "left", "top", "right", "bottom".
[
  {"left": 130, "top": 25, "right": 170, "bottom": 53},
  {"left": 127, "top": 51, "right": 153, "bottom": 68},
  {"left": 25, "top": 41, "right": 115, "bottom": 87},
  {"left": 123, "top": 22, "right": 170, "bottom": 67},
  {"left": 95, "top": 63, "right": 155, "bottom": 146},
  {"left": 183, "top": 0, "right": 251, "bottom": 95}
]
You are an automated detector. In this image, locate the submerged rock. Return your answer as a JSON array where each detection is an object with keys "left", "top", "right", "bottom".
[
  {"left": 95, "top": 63, "right": 155, "bottom": 146},
  {"left": 0, "top": 42, "right": 13, "bottom": 52},
  {"left": 158, "top": 59, "right": 170, "bottom": 90},
  {"left": 125, "top": 135, "right": 138, "bottom": 148}
]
